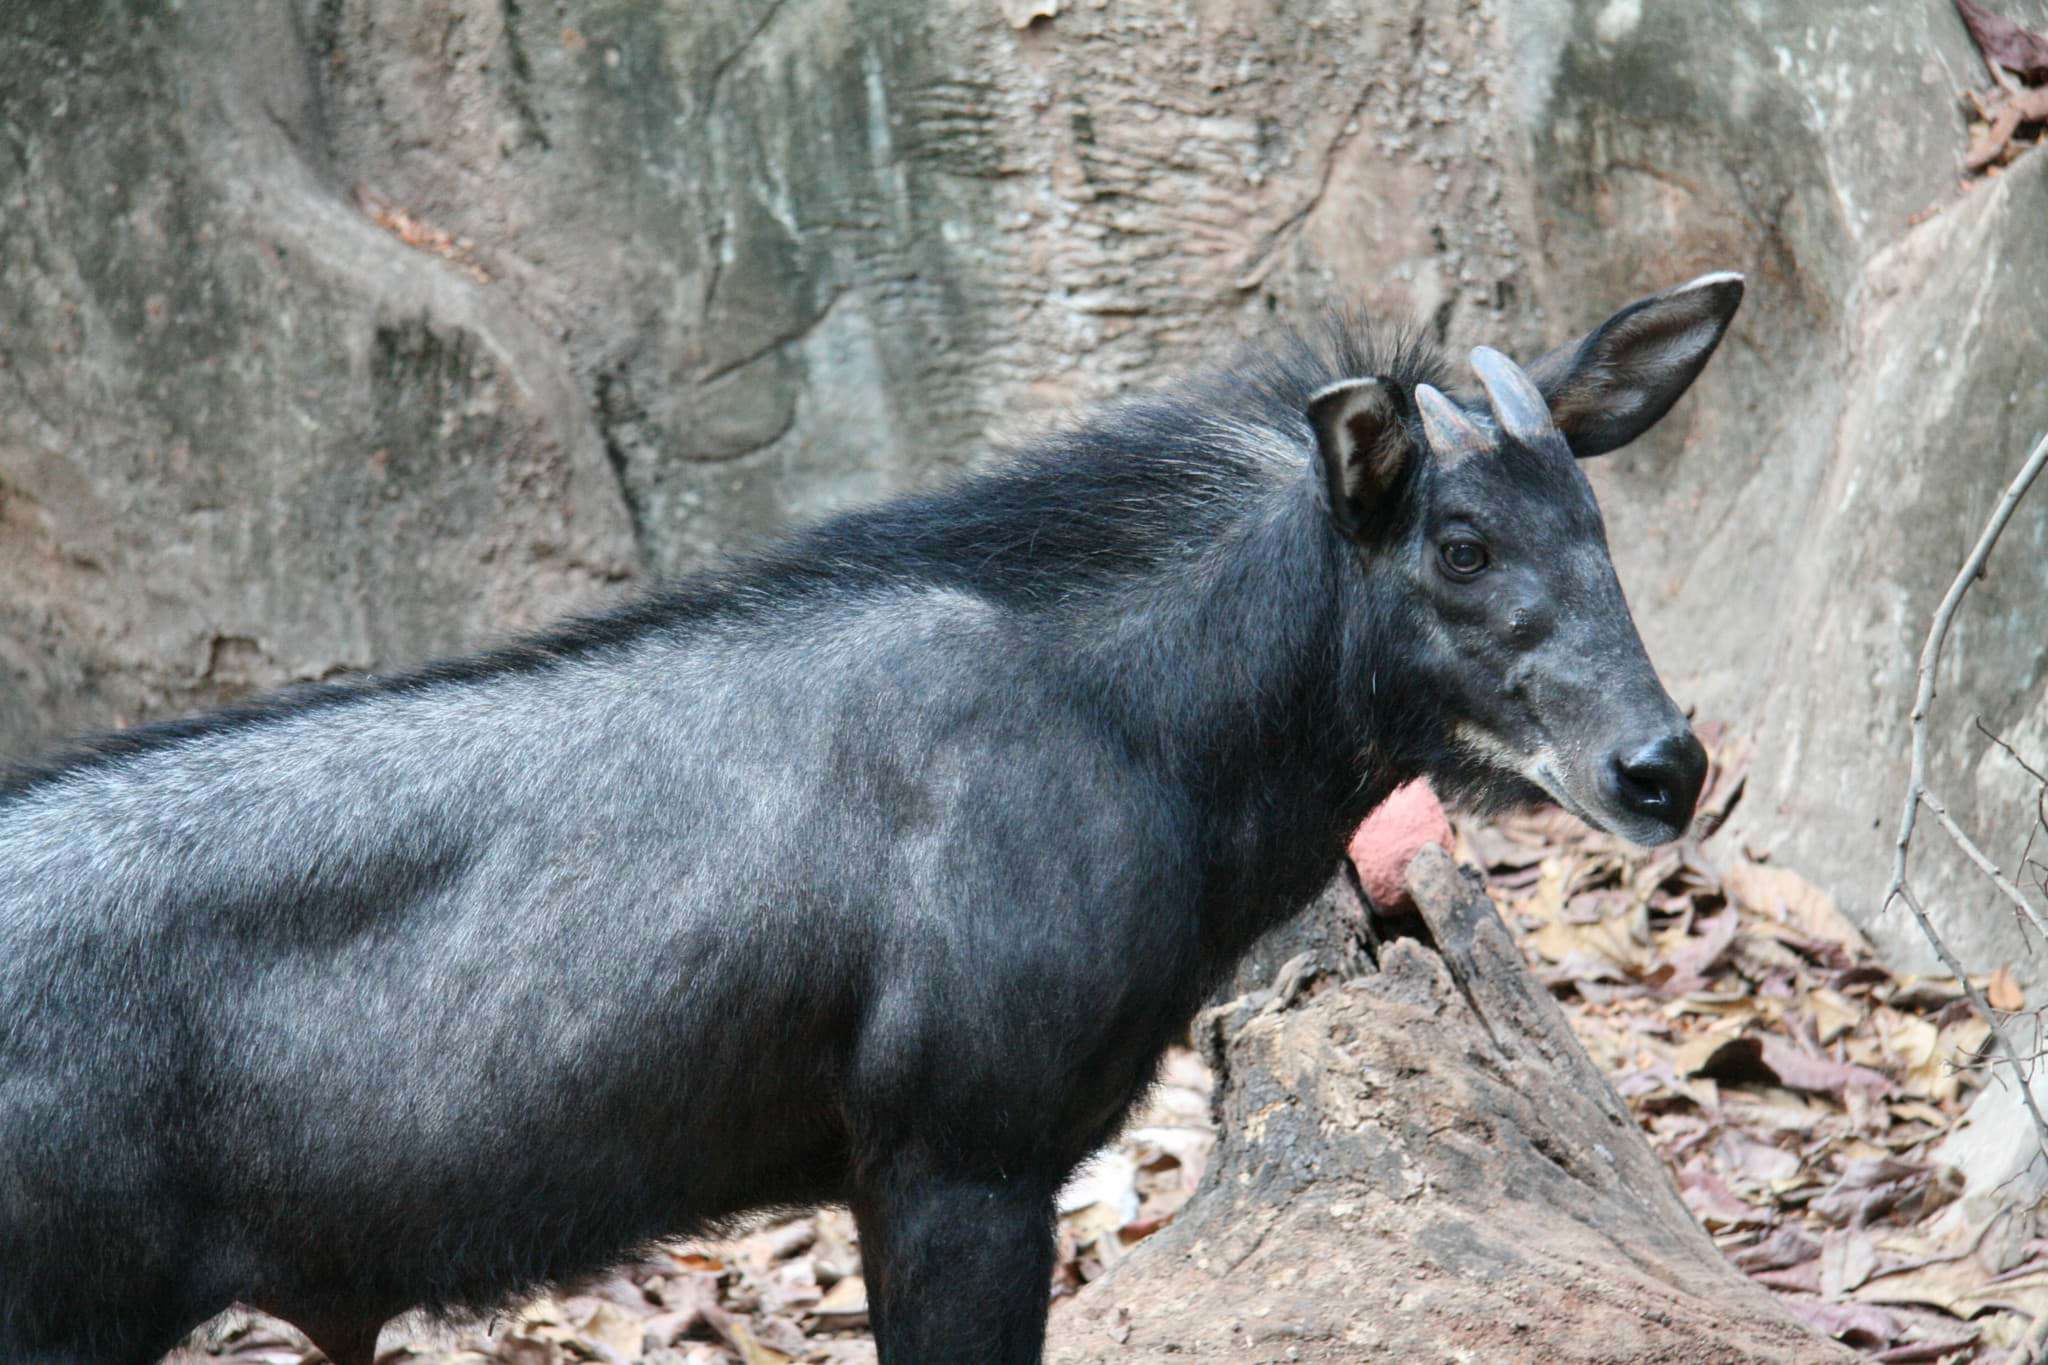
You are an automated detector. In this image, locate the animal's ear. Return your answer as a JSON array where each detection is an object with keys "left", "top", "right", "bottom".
[
  {"left": 1308, "top": 378, "right": 1412, "bottom": 539},
  {"left": 1525, "top": 271, "right": 1745, "bottom": 458}
]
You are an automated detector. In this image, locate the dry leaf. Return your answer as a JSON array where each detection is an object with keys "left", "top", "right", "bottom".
[
  {"left": 1956, "top": 0, "right": 2048, "bottom": 81},
  {"left": 1735, "top": 1225, "right": 1822, "bottom": 1272},
  {"left": 1753, "top": 1260, "right": 1823, "bottom": 1294},
  {"left": 1782, "top": 1295, "right": 1902, "bottom": 1347},
  {"left": 1857, "top": 1254, "right": 2048, "bottom": 1320},
  {"left": 1887, "top": 1101, "right": 1949, "bottom": 1126},
  {"left": 1760, "top": 1037, "right": 1893, "bottom": 1097},
  {"left": 1878, "top": 1008, "right": 1940, "bottom": 1065},
  {"left": 1821, "top": 1228, "right": 1878, "bottom": 1298},
  {"left": 1869, "top": 1334, "right": 1983, "bottom": 1362},
  {"left": 1679, "top": 1160, "right": 1770, "bottom": 1228},
  {"left": 1718, "top": 1130, "right": 1801, "bottom": 1185},
  {"left": 1807, "top": 987, "right": 1862, "bottom": 1044},
  {"left": 1680, "top": 1032, "right": 1891, "bottom": 1097},
  {"left": 809, "top": 1274, "right": 868, "bottom": 1328},
  {"left": 1988, "top": 963, "right": 2026, "bottom": 1011},
  {"left": 1665, "top": 906, "right": 1740, "bottom": 983},
  {"left": 717, "top": 1316, "right": 796, "bottom": 1365},
  {"left": 1721, "top": 861, "right": 1872, "bottom": 954},
  {"left": 1888, "top": 977, "right": 1971, "bottom": 1012}
]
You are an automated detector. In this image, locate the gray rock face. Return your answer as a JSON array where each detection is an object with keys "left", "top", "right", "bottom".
[
  {"left": 0, "top": 2, "right": 635, "bottom": 746},
  {"left": 1521, "top": 2, "right": 2048, "bottom": 983},
  {"left": 4, "top": 0, "right": 2046, "bottom": 990}
]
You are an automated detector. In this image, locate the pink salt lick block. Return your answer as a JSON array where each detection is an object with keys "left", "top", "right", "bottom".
[{"left": 1347, "top": 780, "right": 1452, "bottom": 910}]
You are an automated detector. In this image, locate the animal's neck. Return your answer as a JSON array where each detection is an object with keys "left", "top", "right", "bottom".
[{"left": 1084, "top": 479, "right": 1401, "bottom": 958}]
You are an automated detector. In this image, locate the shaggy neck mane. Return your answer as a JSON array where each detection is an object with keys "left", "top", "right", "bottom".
[
  {"left": 1, "top": 319, "right": 1446, "bottom": 821},
  {"left": 760, "top": 319, "right": 1445, "bottom": 612}
]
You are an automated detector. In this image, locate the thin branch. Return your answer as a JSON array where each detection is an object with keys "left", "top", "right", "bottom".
[
  {"left": 1886, "top": 430, "right": 2048, "bottom": 908},
  {"left": 1883, "top": 428, "right": 2048, "bottom": 1168},
  {"left": 1977, "top": 717, "right": 2048, "bottom": 897},
  {"left": 1977, "top": 717, "right": 2048, "bottom": 788},
  {"left": 1922, "top": 787, "right": 2048, "bottom": 941},
  {"left": 1894, "top": 884, "right": 2048, "bottom": 1141}
]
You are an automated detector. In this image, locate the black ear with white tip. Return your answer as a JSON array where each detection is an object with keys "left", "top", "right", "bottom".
[
  {"left": 1525, "top": 271, "right": 1746, "bottom": 457},
  {"left": 1308, "top": 378, "right": 1412, "bottom": 540}
]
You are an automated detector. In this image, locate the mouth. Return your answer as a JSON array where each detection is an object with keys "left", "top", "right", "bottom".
[
  {"left": 1530, "top": 762, "right": 1614, "bottom": 835},
  {"left": 1532, "top": 761, "right": 1693, "bottom": 847},
  {"left": 1450, "top": 725, "right": 1687, "bottom": 846}
]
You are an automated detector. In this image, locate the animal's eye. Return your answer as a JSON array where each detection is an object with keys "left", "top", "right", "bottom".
[{"left": 1439, "top": 539, "right": 1489, "bottom": 578}]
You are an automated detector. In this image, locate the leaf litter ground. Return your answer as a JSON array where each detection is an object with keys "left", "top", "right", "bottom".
[
  {"left": 1460, "top": 724, "right": 2038, "bottom": 1362},
  {"left": 174, "top": 727, "right": 2037, "bottom": 1364}
]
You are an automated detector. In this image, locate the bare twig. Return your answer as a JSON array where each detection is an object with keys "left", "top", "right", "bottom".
[
  {"left": 1922, "top": 787, "right": 2048, "bottom": 942},
  {"left": 1895, "top": 884, "right": 2048, "bottom": 1131},
  {"left": 1883, "top": 429, "right": 2048, "bottom": 1167},
  {"left": 1979, "top": 718, "right": 2048, "bottom": 788},
  {"left": 1977, "top": 717, "right": 2048, "bottom": 902}
]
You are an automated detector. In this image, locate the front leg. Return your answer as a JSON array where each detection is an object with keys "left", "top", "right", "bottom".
[{"left": 851, "top": 1153, "right": 1058, "bottom": 1365}]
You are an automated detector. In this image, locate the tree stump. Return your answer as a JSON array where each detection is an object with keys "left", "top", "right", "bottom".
[{"left": 1049, "top": 846, "right": 1857, "bottom": 1363}]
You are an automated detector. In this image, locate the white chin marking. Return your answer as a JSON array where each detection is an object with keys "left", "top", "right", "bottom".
[
  {"left": 1450, "top": 724, "right": 1604, "bottom": 829},
  {"left": 1530, "top": 762, "right": 1611, "bottom": 835},
  {"left": 1451, "top": 721, "right": 1526, "bottom": 772}
]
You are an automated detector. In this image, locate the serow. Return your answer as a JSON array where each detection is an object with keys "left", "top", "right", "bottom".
[{"left": 0, "top": 273, "right": 1743, "bottom": 1365}]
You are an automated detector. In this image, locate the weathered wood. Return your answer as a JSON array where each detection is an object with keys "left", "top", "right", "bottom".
[{"left": 1050, "top": 846, "right": 1857, "bottom": 1364}]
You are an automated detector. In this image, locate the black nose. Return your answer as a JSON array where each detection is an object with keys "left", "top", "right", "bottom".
[{"left": 1608, "top": 732, "right": 1708, "bottom": 829}]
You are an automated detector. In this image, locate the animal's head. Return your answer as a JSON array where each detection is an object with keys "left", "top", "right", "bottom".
[{"left": 1309, "top": 273, "right": 1744, "bottom": 846}]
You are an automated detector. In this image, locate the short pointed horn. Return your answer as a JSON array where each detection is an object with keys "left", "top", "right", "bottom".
[
  {"left": 1470, "top": 346, "right": 1554, "bottom": 446},
  {"left": 1413, "top": 383, "right": 1489, "bottom": 462}
]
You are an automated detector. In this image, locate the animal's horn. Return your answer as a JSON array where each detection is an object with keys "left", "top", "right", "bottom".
[
  {"left": 1470, "top": 346, "right": 1554, "bottom": 446},
  {"left": 1413, "top": 383, "right": 1489, "bottom": 462}
]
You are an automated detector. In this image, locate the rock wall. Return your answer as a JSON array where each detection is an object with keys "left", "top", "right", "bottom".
[
  {"left": 3, "top": 0, "right": 2046, "bottom": 977},
  {"left": 1518, "top": 2, "right": 2048, "bottom": 983}
]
